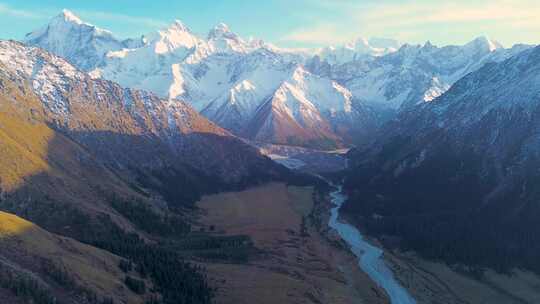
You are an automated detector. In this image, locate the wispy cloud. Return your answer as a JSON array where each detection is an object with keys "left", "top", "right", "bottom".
[
  {"left": 78, "top": 10, "right": 168, "bottom": 29},
  {"left": 354, "top": 0, "right": 540, "bottom": 28},
  {"left": 0, "top": 3, "right": 44, "bottom": 19},
  {"left": 281, "top": 23, "right": 353, "bottom": 45}
]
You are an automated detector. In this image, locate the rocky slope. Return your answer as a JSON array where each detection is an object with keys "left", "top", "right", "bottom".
[
  {"left": 343, "top": 45, "right": 540, "bottom": 274},
  {"left": 0, "top": 39, "right": 285, "bottom": 188}
]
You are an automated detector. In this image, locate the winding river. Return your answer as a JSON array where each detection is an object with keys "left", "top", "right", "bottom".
[{"left": 329, "top": 185, "right": 416, "bottom": 304}]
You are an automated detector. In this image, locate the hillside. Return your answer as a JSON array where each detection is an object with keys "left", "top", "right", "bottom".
[{"left": 0, "top": 211, "right": 150, "bottom": 304}]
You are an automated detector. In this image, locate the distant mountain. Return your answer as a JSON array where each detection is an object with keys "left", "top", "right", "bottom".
[
  {"left": 25, "top": 10, "right": 535, "bottom": 149},
  {"left": 343, "top": 45, "right": 540, "bottom": 274},
  {"left": 25, "top": 11, "right": 376, "bottom": 149},
  {"left": 24, "top": 9, "right": 128, "bottom": 71},
  {"left": 314, "top": 37, "right": 401, "bottom": 65},
  {"left": 307, "top": 37, "right": 532, "bottom": 111}
]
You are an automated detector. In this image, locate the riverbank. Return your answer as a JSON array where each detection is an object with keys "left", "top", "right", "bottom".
[
  {"left": 328, "top": 186, "right": 416, "bottom": 304},
  {"left": 341, "top": 205, "right": 540, "bottom": 304},
  {"left": 384, "top": 250, "right": 540, "bottom": 304}
]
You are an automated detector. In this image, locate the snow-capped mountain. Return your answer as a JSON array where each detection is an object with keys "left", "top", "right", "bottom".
[
  {"left": 24, "top": 10, "right": 130, "bottom": 71},
  {"left": 315, "top": 37, "right": 401, "bottom": 65},
  {"left": 24, "top": 10, "right": 535, "bottom": 149},
  {"left": 25, "top": 11, "right": 374, "bottom": 149},
  {"left": 307, "top": 37, "right": 532, "bottom": 111}
]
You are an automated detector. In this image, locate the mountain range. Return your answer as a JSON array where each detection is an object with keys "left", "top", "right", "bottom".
[{"left": 26, "top": 10, "right": 534, "bottom": 148}]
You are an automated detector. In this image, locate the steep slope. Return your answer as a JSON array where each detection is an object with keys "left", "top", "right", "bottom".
[
  {"left": 0, "top": 61, "right": 139, "bottom": 230},
  {"left": 0, "top": 71, "right": 203, "bottom": 303},
  {"left": 307, "top": 37, "right": 532, "bottom": 111},
  {"left": 93, "top": 21, "right": 363, "bottom": 148},
  {"left": 343, "top": 45, "right": 540, "bottom": 274},
  {"left": 202, "top": 62, "right": 370, "bottom": 148},
  {"left": 0, "top": 211, "right": 150, "bottom": 304}
]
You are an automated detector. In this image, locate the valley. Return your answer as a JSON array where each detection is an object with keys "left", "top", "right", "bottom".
[
  {"left": 0, "top": 4, "right": 539, "bottom": 304},
  {"left": 195, "top": 182, "right": 388, "bottom": 304}
]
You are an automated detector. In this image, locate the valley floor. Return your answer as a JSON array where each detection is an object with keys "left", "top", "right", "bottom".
[
  {"left": 195, "top": 182, "right": 389, "bottom": 304},
  {"left": 383, "top": 250, "right": 540, "bottom": 304},
  {"left": 339, "top": 214, "right": 540, "bottom": 304}
]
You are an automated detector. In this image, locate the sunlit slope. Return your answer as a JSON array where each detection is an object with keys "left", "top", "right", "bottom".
[
  {"left": 0, "top": 211, "right": 149, "bottom": 303},
  {"left": 0, "top": 66, "right": 148, "bottom": 237}
]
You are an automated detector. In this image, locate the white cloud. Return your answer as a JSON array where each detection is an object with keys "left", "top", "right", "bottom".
[
  {"left": 281, "top": 24, "right": 355, "bottom": 45},
  {"left": 78, "top": 11, "right": 167, "bottom": 29},
  {"left": 0, "top": 3, "right": 43, "bottom": 19}
]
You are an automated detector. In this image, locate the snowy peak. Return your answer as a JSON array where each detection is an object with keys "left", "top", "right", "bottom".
[
  {"left": 316, "top": 36, "right": 401, "bottom": 65},
  {"left": 208, "top": 23, "right": 233, "bottom": 39},
  {"left": 207, "top": 23, "right": 251, "bottom": 53},
  {"left": 25, "top": 9, "right": 123, "bottom": 71},
  {"left": 58, "top": 9, "right": 85, "bottom": 25},
  {"left": 170, "top": 19, "right": 191, "bottom": 32},
  {"left": 148, "top": 20, "right": 201, "bottom": 53},
  {"left": 27, "top": 9, "right": 112, "bottom": 40},
  {"left": 464, "top": 36, "right": 503, "bottom": 53}
]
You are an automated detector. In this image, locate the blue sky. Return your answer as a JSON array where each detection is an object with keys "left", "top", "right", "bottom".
[{"left": 0, "top": 0, "right": 538, "bottom": 48}]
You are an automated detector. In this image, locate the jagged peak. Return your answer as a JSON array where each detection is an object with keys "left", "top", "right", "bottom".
[
  {"left": 148, "top": 19, "right": 200, "bottom": 54},
  {"left": 24, "top": 9, "right": 117, "bottom": 48},
  {"left": 208, "top": 22, "right": 237, "bottom": 40},
  {"left": 58, "top": 9, "right": 84, "bottom": 25},
  {"left": 168, "top": 19, "right": 192, "bottom": 33},
  {"left": 215, "top": 23, "right": 230, "bottom": 33},
  {"left": 465, "top": 36, "right": 504, "bottom": 52},
  {"left": 423, "top": 40, "right": 436, "bottom": 49}
]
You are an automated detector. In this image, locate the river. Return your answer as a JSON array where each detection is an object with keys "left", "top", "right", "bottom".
[{"left": 328, "top": 185, "right": 416, "bottom": 304}]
